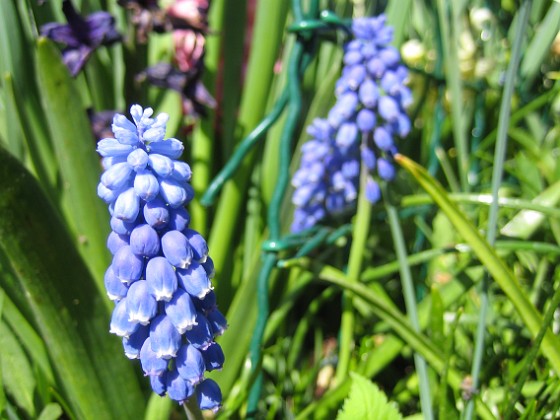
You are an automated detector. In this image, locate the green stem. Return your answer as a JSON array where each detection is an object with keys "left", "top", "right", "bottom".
[
  {"left": 334, "top": 153, "right": 372, "bottom": 384},
  {"left": 465, "top": 1, "right": 532, "bottom": 418},
  {"left": 183, "top": 396, "right": 204, "bottom": 420},
  {"left": 387, "top": 202, "right": 433, "bottom": 419}
]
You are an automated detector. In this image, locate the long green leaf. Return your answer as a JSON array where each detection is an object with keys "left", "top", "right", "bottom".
[
  {"left": 396, "top": 153, "right": 560, "bottom": 374},
  {"left": 0, "top": 145, "right": 145, "bottom": 420},
  {"left": 35, "top": 37, "right": 110, "bottom": 293}
]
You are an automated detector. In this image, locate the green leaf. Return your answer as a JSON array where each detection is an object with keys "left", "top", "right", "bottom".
[
  {"left": 500, "top": 179, "right": 560, "bottom": 239},
  {"left": 337, "top": 373, "right": 402, "bottom": 420},
  {"left": 37, "top": 403, "right": 64, "bottom": 420},
  {"left": 35, "top": 37, "right": 110, "bottom": 293},
  {"left": 396, "top": 154, "right": 560, "bottom": 375},
  {"left": 0, "top": 145, "right": 145, "bottom": 419},
  {"left": 0, "top": 322, "right": 36, "bottom": 417}
]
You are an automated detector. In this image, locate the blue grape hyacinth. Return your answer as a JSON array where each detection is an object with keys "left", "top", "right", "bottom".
[
  {"left": 97, "top": 105, "right": 225, "bottom": 410},
  {"left": 291, "top": 15, "right": 412, "bottom": 232}
]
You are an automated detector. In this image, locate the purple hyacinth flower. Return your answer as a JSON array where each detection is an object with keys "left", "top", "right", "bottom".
[
  {"left": 110, "top": 298, "right": 139, "bottom": 338},
  {"left": 196, "top": 379, "right": 222, "bottom": 412},
  {"left": 106, "top": 231, "right": 129, "bottom": 255},
  {"left": 101, "top": 162, "right": 133, "bottom": 191},
  {"left": 166, "top": 368, "right": 195, "bottom": 404},
  {"left": 104, "top": 266, "right": 128, "bottom": 301},
  {"left": 159, "top": 178, "right": 194, "bottom": 208},
  {"left": 365, "top": 177, "right": 381, "bottom": 203},
  {"left": 134, "top": 170, "right": 160, "bottom": 201},
  {"left": 149, "top": 139, "right": 185, "bottom": 160},
  {"left": 112, "top": 245, "right": 144, "bottom": 284},
  {"left": 165, "top": 288, "right": 198, "bottom": 333},
  {"left": 113, "top": 187, "right": 140, "bottom": 223},
  {"left": 123, "top": 325, "right": 149, "bottom": 359},
  {"left": 184, "top": 229, "right": 209, "bottom": 263},
  {"left": 184, "top": 312, "right": 213, "bottom": 350},
  {"left": 110, "top": 215, "right": 137, "bottom": 235},
  {"left": 140, "top": 337, "right": 169, "bottom": 376},
  {"left": 162, "top": 230, "right": 193, "bottom": 269},
  {"left": 201, "top": 343, "right": 225, "bottom": 371},
  {"left": 378, "top": 96, "right": 400, "bottom": 122},
  {"left": 207, "top": 308, "right": 228, "bottom": 337},
  {"left": 176, "top": 344, "right": 206, "bottom": 385},
  {"left": 41, "top": 0, "right": 121, "bottom": 76},
  {"left": 143, "top": 198, "right": 170, "bottom": 229},
  {"left": 126, "top": 280, "right": 158, "bottom": 325},
  {"left": 356, "top": 108, "right": 376, "bottom": 132},
  {"left": 195, "top": 290, "right": 217, "bottom": 313},
  {"left": 127, "top": 148, "right": 149, "bottom": 171},
  {"left": 146, "top": 256, "right": 178, "bottom": 301},
  {"left": 130, "top": 224, "right": 160, "bottom": 257},
  {"left": 177, "top": 262, "right": 212, "bottom": 299},
  {"left": 149, "top": 315, "right": 182, "bottom": 359},
  {"left": 168, "top": 207, "right": 191, "bottom": 231},
  {"left": 150, "top": 372, "right": 167, "bottom": 396},
  {"left": 148, "top": 154, "right": 174, "bottom": 178},
  {"left": 374, "top": 126, "right": 393, "bottom": 151},
  {"left": 377, "top": 158, "right": 396, "bottom": 181}
]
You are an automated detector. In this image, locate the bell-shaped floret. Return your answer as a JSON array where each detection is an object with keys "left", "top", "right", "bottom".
[
  {"left": 345, "top": 64, "right": 367, "bottom": 90},
  {"left": 184, "top": 312, "right": 213, "bottom": 350},
  {"left": 168, "top": 207, "right": 191, "bottom": 231},
  {"left": 202, "top": 257, "right": 215, "bottom": 280},
  {"left": 113, "top": 187, "right": 140, "bottom": 223},
  {"left": 143, "top": 198, "right": 170, "bottom": 229},
  {"left": 140, "top": 337, "right": 169, "bottom": 376},
  {"left": 97, "top": 138, "right": 134, "bottom": 158},
  {"left": 177, "top": 262, "right": 212, "bottom": 299},
  {"left": 194, "top": 290, "right": 217, "bottom": 313},
  {"left": 184, "top": 229, "right": 208, "bottom": 263},
  {"left": 112, "top": 245, "right": 143, "bottom": 284},
  {"left": 162, "top": 230, "right": 193, "bottom": 268},
  {"left": 130, "top": 224, "right": 160, "bottom": 257},
  {"left": 374, "top": 126, "right": 393, "bottom": 150},
  {"left": 112, "top": 114, "right": 140, "bottom": 145},
  {"left": 176, "top": 344, "right": 205, "bottom": 385},
  {"left": 149, "top": 138, "right": 184, "bottom": 159},
  {"left": 377, "top": 158, "right": 396, "bottom": 180},
  {"left": 378, "top": 46, "right": 400, "bottom": 68},
  {"left": 361, "top": 146, "right": 376, "bottom": 171},
  {"left": 336, "top": 122, "right": 358, "bottom": 150},
  {"left": 146, "top": 256, "right": 178, "bottom": 301},
  {"left": 104, "top": 265, "right": 128, "bottom": 301},
  {"left": 122, "top": 325, "right": 149, "bottom": 359},
  {"left": 356, "top": 108, "right": 376, "bottom": 132},
  {"left": 207, "top": 308, "right": 228, "bottom": 337},
  {"left": 171, "top": 161, "right": 192, "bottom": 182},
  {"left": 127, "top": 148, "right": 149, "bottom": 171},
  {"left": 110, "top": 298, "right": 139, "bottom": 338},
  {"left": 149, "top": 315, "right": 182, "bottom": 358},
  {"left": 134, "top": 170, "right": 159, "bottom": 202},
  {"left": 148, "top": 154, "right": 174, "bottom": 178},
  {"left": 201, "top": 343, "right": 225, "bottom": 371},
  {"left": 97, "top": 182, "right": 120, "bottom": 203},
  {"left": 150, "top": 372, "right": 167, "bottom": 395},
  {"left": 101, "top": 162, "right": 133, "bottom": 191},
  {"left": 159, "top": 178, "right": 193, "bottom": 208},
  {"left": 365, "top": 176, "right": 381, "bottom": 203},
  {"left": 110, "top": 216, "right": 137, "bottom": 235},
  {"left": 165, "top": 288, "right": 197, "bottom": 333},
  {"left": 367, "top": 57, "right": 385, "bottom": 78},
  {"left": 196, "top": 379, "right": 222, "bottom": 412},
  {"left": 378, "top": 96, "right": 400, "bottom": 123},
  {"left": 107, "top": 231, "right": 129, "bottom": 255},
  {"left": 127, "top": 280, "right": 158, "bottom": 325},
  {"left": 166, "top": 368, "right": 194, "bottom": 403}
]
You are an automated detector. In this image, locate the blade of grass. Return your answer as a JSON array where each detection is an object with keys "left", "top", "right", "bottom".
[{"left": 396, "top": 153, "right": 560, "bottom": 374}]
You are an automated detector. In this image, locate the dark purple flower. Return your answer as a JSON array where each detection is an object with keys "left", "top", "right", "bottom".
[{"left": 41, "top": 0, "right": 121, "bottom": 76}]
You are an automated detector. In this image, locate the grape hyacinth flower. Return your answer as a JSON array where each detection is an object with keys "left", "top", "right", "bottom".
[
  {"left": 41, "top": 0, "right": 121, "bottom": 76},
  {"left": 97, "top": 105, "right": 225, "bottom": 411},
  {"left": 290, "top": 15, "right": 412, "bottom": 232}
]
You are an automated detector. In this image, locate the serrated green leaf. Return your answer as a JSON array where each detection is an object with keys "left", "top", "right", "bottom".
[
  {"left": 0, "top": 145, "right": 145, "bottom": 419},
  {"left": 35, "top": 37, "right": 110, "bottom": 294},
  {"left": 337, "top": 373, "right": 402, "bottom": 420},
  {"left": 0, "top": 322, "right": 36, "bottom": 417},
  {"left": 37, "top": 403, "right": 64, "bottom": 420},
  {"left": 501, "top": 179, "right": 560, "bottom": 239}
]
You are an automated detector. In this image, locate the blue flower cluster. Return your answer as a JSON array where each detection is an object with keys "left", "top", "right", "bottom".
[
  {"left": 291, "top": 15, "right": 412, "bottom": 232},
  {"left": 97, "top": 105, "right": 225, "bottom": 410}
]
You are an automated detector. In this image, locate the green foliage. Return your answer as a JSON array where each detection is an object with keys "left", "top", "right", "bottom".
[
  {"left": 1, "top": 0, "right": 560, "bottom": 419},
  {"left": 337, "top": 373, "right": 403, "bottom": 420}
]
